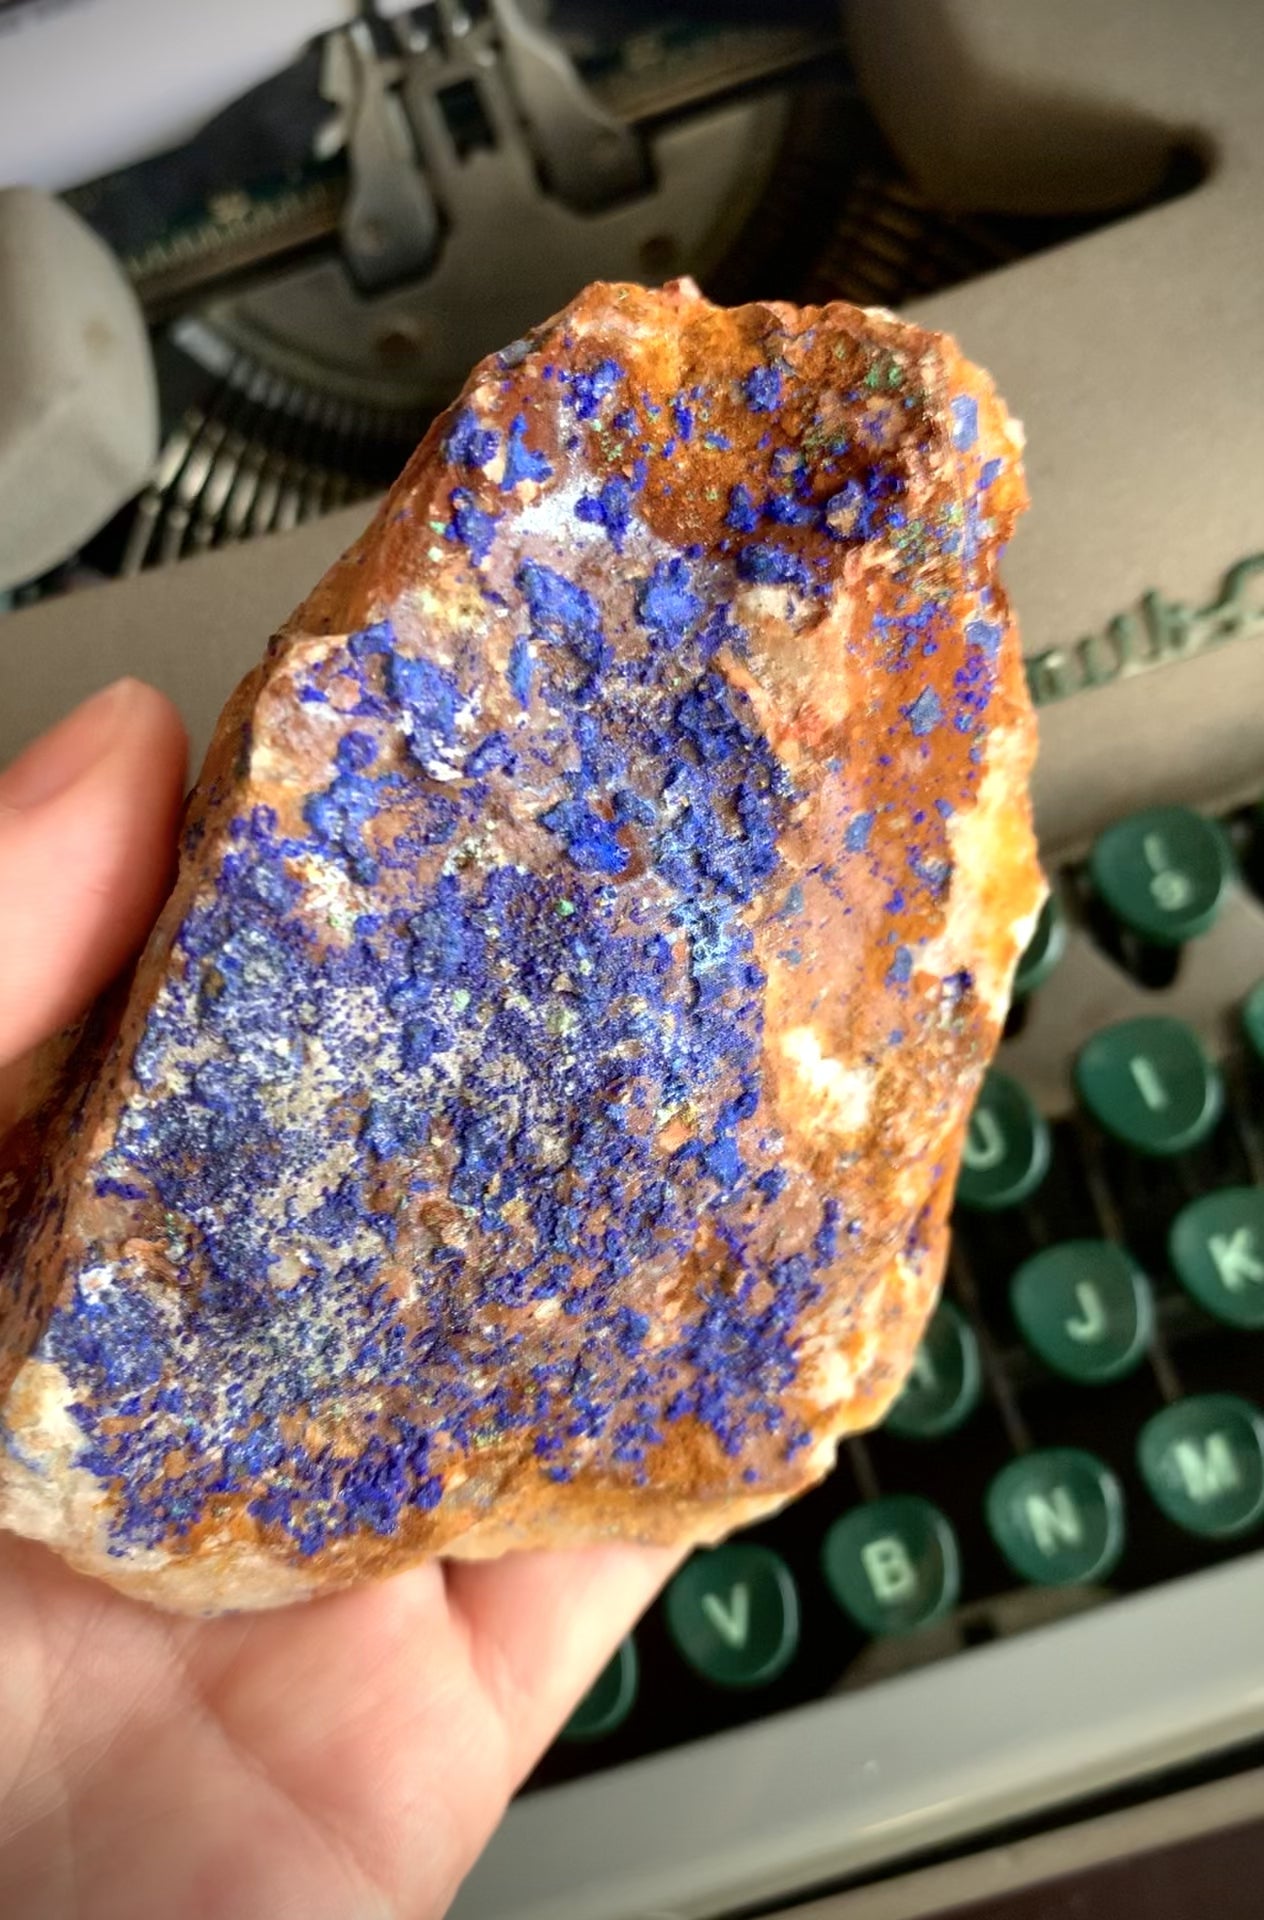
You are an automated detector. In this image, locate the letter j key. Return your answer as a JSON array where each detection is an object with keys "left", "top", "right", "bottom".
[{"left": 1010, "top": 1241, "right": 1153, "bottom": 1383}]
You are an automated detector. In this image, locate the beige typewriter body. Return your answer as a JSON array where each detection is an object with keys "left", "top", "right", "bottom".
[{"left": 1, "top": 2, "right": 1262, "bottom": 1917}]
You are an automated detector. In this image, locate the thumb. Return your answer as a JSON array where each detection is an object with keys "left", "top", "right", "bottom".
[{"left": 0, "top": 679, "right": 187, "bottom": 1068}]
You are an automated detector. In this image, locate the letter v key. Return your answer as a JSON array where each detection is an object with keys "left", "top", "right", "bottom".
[
  {"left": 666, "top": 1545, "right": 799, "bottom": 1685},
  {"left": 701, "top": 1583, "right": 749, "bottom": 1648}
]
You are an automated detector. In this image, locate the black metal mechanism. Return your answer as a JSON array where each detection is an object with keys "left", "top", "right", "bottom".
[{"left": 12, "top": 0, "right": 1197, "bottom": 598}]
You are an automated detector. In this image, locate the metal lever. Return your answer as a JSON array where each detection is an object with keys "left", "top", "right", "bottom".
[
  {"left": 322, "top": 20, "right": 441, "bottom": 292},
  {"left": 490, "top": 0, "right": 649, "bottom": 211}
]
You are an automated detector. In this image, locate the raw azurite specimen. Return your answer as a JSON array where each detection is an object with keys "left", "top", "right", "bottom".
[{"left": 0, "top": 280, "right": 1043, "bottom": 1611}]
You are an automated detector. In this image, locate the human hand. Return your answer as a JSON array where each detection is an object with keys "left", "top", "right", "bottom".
[{"left": 0, "top": 681, "right": 672, "bottom": 1920}]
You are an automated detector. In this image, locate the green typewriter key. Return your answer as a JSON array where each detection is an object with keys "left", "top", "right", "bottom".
[
  {"left": 956, "top": 1071, "right": 1051, "bottom": 1212},
  {"left": 1074, "top": 1016, "right": 1223, "bottom": 1157},
  {"left": 822, "top": 1495, "right": 960, "bottom": 1636},
  {"left": 1013, "top": 892, "right": 1067, "bottom": 998},
  {"left": 665, "top": 1543, "right": 800, "bottom": 1689},
  {"left": 1169, "top": 1190, "right": 1264, "bottom": 1330},
  {"left": 1242, "top": 979, "right": 1264, "bottom": 1069},
  {"left": 562, "top": 1637, "right": 639, "bottom": 1742},
  {"left": 1138, "top": 1395, "right": 1264, "bottom": 1538},
  {"left": 1010, "top": 1241, "right": 1153, "bottom": 1383},
  {"left": 1089, "top": 806, "right": 1233, "bottom": 947},
  {"left": 986, "top": 1449, "right": 1125, "bottom": 1586},
  {"left": 884, "top": 1299, "right": 982, "bottom": 1437}
]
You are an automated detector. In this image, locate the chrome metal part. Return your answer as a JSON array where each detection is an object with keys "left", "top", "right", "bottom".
[
  {"left": 321, "top": 19, "right": 441, "bottom": 291},
  {"left": 490, "top": 0, "right": 648, "bottom": 211},
  {"left": 200, "top": 87, "right": 788, "bottom": 410},
  {"left": 193, "top": 4, "right": 794, "bottom": 410}
]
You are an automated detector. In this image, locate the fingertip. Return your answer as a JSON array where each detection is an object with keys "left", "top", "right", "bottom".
[
  {"left": 0, "top": 680, "right": 188, "bottom": 1064},
  {"left": 444, "top": 1540, "right": 678, "bottom": 1787},
  {"left": 111, "top": 676, "right": 188, "bottom": 741},
  {"left": 0, "top": 678, "right": 186, "bottom": 814},
  {"left": 101, "top": 678, "right": 190, "bottom": 795}
]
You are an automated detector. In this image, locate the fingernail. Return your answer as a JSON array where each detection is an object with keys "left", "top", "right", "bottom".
[{"left": 0, "top": 679, "right": 143, "bottom": 813}]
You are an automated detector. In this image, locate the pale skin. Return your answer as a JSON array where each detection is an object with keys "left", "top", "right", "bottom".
[{"left": 0, "top": 680, "right": 673, "bottom": 1920}]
